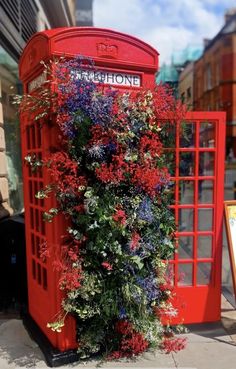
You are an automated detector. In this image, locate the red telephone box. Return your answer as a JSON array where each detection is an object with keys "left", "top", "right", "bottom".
[
  {"left": 19, "top": 27, "right": 226, "bottom": 366},
  {"left": 19, "top": 27, "right": 159, "bottom": 363}
]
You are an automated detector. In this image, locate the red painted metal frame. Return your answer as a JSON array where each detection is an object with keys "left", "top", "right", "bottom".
[
  {"left": 169, "top": 111, "right": 226, "bottom": 324},
  {"left": 19, "top": 27, "right": 159, "bottom": 351}
]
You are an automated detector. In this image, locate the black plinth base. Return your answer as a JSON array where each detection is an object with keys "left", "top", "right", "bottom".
[{"left": 22, "top": 313, "right": 80, "bottom": 367}]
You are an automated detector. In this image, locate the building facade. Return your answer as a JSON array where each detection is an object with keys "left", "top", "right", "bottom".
[
  {"left": 178, "top": 61, "right": 194, "bottom": 109},
  {"left": 75, "top": 0, "right": 93, "bottom": 26},
  {"left": 0, "top": 0, "right": 76, "bottom": 219},
  {"left": 193, "top": 9, "right": 236, "bottom": 157}
]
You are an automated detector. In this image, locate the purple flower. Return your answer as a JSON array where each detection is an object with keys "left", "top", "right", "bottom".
[
  {"left": 105, "top": 142, "right": 117, "bottom": 154},
  {"left": 119, "top": 307, "right": 127, "bottom": 319},
  {"left": 59, "top": 78, "right": 116, "bottom": 139},
  {"left": 136, "top": 274, "right": 161, "bottom": 302},
  {"left": 130, "top": 119, "right": 144, "bottom": 134},
  {"left": 138, "top": 198, "right": 153, "bottom": 222}
]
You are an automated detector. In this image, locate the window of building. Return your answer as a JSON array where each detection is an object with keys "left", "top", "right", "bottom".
[
  {"left": 181, "top": 92, "right": 185, "bottom": 103},
  {"left": 187, "top": 87, "right": 191, "bottom": 99},
  {"left": 195, "top": 76, "right": 201, "bottom": 99},
  {"left": 205, "top": 63, "right": 212, "bottom": 91},
  {"left": 0, "top": 45, "right": 24, "bottom": 213},
  {"left": 215, "top": 62, "right": 220, "bottom": 86},
  {"left": 1, "top": 0, "right": 38, "bottom": 43},
  {"left": 223, "top": 37, "right": 232, "bottom": 47}
]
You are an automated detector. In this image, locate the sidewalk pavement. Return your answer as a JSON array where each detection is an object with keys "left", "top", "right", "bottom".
[{"left": 0, "top": 296, "right": 236, "bottom": 369}]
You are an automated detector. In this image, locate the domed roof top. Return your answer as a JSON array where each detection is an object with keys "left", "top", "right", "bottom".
[
  {"left": 156, "top": 63, "right": 179, "bottom": 84},
  {"left": 172, "top": 45, "right": 203, "bottom": 66}
]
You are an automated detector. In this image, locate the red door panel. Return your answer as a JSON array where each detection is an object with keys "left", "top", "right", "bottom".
[{"left": 168, "top": 111, "right": 226, "bottom": 324}]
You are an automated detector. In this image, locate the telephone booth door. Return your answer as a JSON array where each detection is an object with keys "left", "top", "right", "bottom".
[{"left": 169, "top": 111, "right": 226, "bottom": 324}]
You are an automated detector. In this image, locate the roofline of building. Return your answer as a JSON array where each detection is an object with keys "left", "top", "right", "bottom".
[{"left": 204, "top": 13, "right": 236, "bottom": 52}]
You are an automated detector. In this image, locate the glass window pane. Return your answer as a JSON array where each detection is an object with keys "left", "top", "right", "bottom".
[
  {"left": 162, "top": 122, "right": 176, "bottom": 148},
  {"left": 178, "top": 263, "right": 193, "bottom": 286},
  {"left": 165, "top": 181, "right": 175, "bottom": 205},
  {"left": 198, "top": 180, "right": 214, "bottom": 204},
  {"left": 198, "top": 208, "right": 213, "bottom": 231},
  {"left": 198, "top": 235, "right": 212, "bottom": 258},
  {"left": 179, "top": 180, "right": 194, "bottom": 204},
  {"left": 164, "top": 151, "right": 176, "bottom": 176},
  {"left": 200, "top": 122, "right": 215, "bottom": 148},
  {"left": 179, "top": 152, "right": 195, "bottom": 177},
  {"left": 166, "top": 263, "right": 174, "bottom": 286},
  {"left": 179, "top": 208, "right": 194, "bottom": 231},
  {"left": 197, "top": 262, "right": 212, "bottom": 285},
  {"left": 199, "top": 152, "right": 215, "bottom": 176},
  {"left": 180, "top": 122, "right": 195, "bottom": 148},
  {"left": 178, "top": 236, "right": 193, "bottom": 259},
  {"left": 170, "top": 207, "right": 176, "bottom": 220}
]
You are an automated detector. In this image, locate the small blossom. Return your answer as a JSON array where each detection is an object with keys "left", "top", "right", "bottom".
[
  {"left": 130, "top": 232, "right": 141, "bottom": 250},
  {"left": 138, "top": 197, "right": 153, "bottom": 222},
  {"left": 163, "top": 337, "right": 187, "bottom": 353},
  {"left": 88, "top": 144, "right": 105, "bottom": 159},
  {"left": 102, "top": 261, "right": 113, "bottom": 270},
  {"left": 112, "top": 208, "right": 127, "bottom": 225}
]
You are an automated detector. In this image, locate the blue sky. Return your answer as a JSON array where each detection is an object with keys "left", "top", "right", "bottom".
[{"left": 93, "top": 0, "right": 236, "bottom": 64}]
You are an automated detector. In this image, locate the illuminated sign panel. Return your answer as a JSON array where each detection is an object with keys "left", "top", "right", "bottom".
[{"left": 73, "top": 69, "right": 141, "bottom": 87}]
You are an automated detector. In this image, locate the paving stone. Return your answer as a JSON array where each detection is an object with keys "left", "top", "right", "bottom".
[
  {"left": 184, "top": 322, "right": 233, "bottom": 343},
  {"left": 173, "top": 340, "right": 236, "bottom": 369},
  {"left": 0, "top": 319, "right": 45, "bottom": 368}
]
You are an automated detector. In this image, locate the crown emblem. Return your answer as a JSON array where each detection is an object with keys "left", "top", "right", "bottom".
[{"left": 97, "top": 41, "right": 118, "bottom": 59}]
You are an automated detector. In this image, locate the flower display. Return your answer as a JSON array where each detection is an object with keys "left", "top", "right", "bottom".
[{"left": 20, "top": 56, "right": 186, "bottom": 360}]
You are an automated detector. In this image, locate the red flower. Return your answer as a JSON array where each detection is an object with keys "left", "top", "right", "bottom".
[
  {"left": 132, "top": 164, "right": 170, "bottom": 197},
  {"left": 162, "top": 337, "right": 187, "bottom": 353},
  {"left": 73, "top": 204, "right": 85, "bottom": 213},
  {"left": 130, "top": 232, "right": 141, "bottom": 250},
  {"left": 39, "top": 241, "right": 50, "bottom": 261},
  {"left": 111, "top": 320, "right": 149, "bottom": 358},
  {"left": 120, "top": 331, "right": 149, "bottom": 355},
  {"left": 102, "top": 261, "right": 113, "bottom": 270},
  {"left": 112, "top": 208, "right": 126, "bottom": 225},
  {"left": 51, "top": 238, "right": 82, "bottom": 292},
  {"left": 115, "top": 320, "right": 133, "bottom": 335},
  {"left": 59, "top": 268, "right": 81, "bottom": 291},
  {"left": 107, "top": 351, "right": 122, "bottom": 360},
  {"left": 45, "top": 151, "right": 87, "bottom": 196},
  {"left": 139, "top": 131, "right": 163, "bottom": 160},
  {"left": 89, "top": 124, "right": 112, "bottom": 146}
]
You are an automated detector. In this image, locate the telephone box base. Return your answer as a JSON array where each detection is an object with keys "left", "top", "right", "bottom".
[{"left": 22, "top": 313, "right": 80, "bottom": 367}]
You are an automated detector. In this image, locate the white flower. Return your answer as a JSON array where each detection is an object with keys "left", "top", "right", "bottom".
[{"left": 88, "top": 145, "right": 105, "bottom": 158}]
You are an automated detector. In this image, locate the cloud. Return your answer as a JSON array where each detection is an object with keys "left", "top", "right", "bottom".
[
  {"left": 145, "top": 26, "right": 194, "bottom": 65},
  {"left": 93, "top": 0, "right": 236, "bottom": 64}
]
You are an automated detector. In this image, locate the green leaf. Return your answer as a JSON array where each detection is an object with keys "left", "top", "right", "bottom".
[{"left": 131, "top": 256, "right": 144, "bottom": 270}]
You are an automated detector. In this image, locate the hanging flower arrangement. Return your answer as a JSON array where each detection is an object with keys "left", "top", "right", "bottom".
[{"left": 19, "top": 56, "right": 187, "bottom": 359}]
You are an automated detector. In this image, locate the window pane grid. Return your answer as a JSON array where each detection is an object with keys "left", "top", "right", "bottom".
[{"left": 171, "top": 119, "right": 217, "bottom": 289}]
